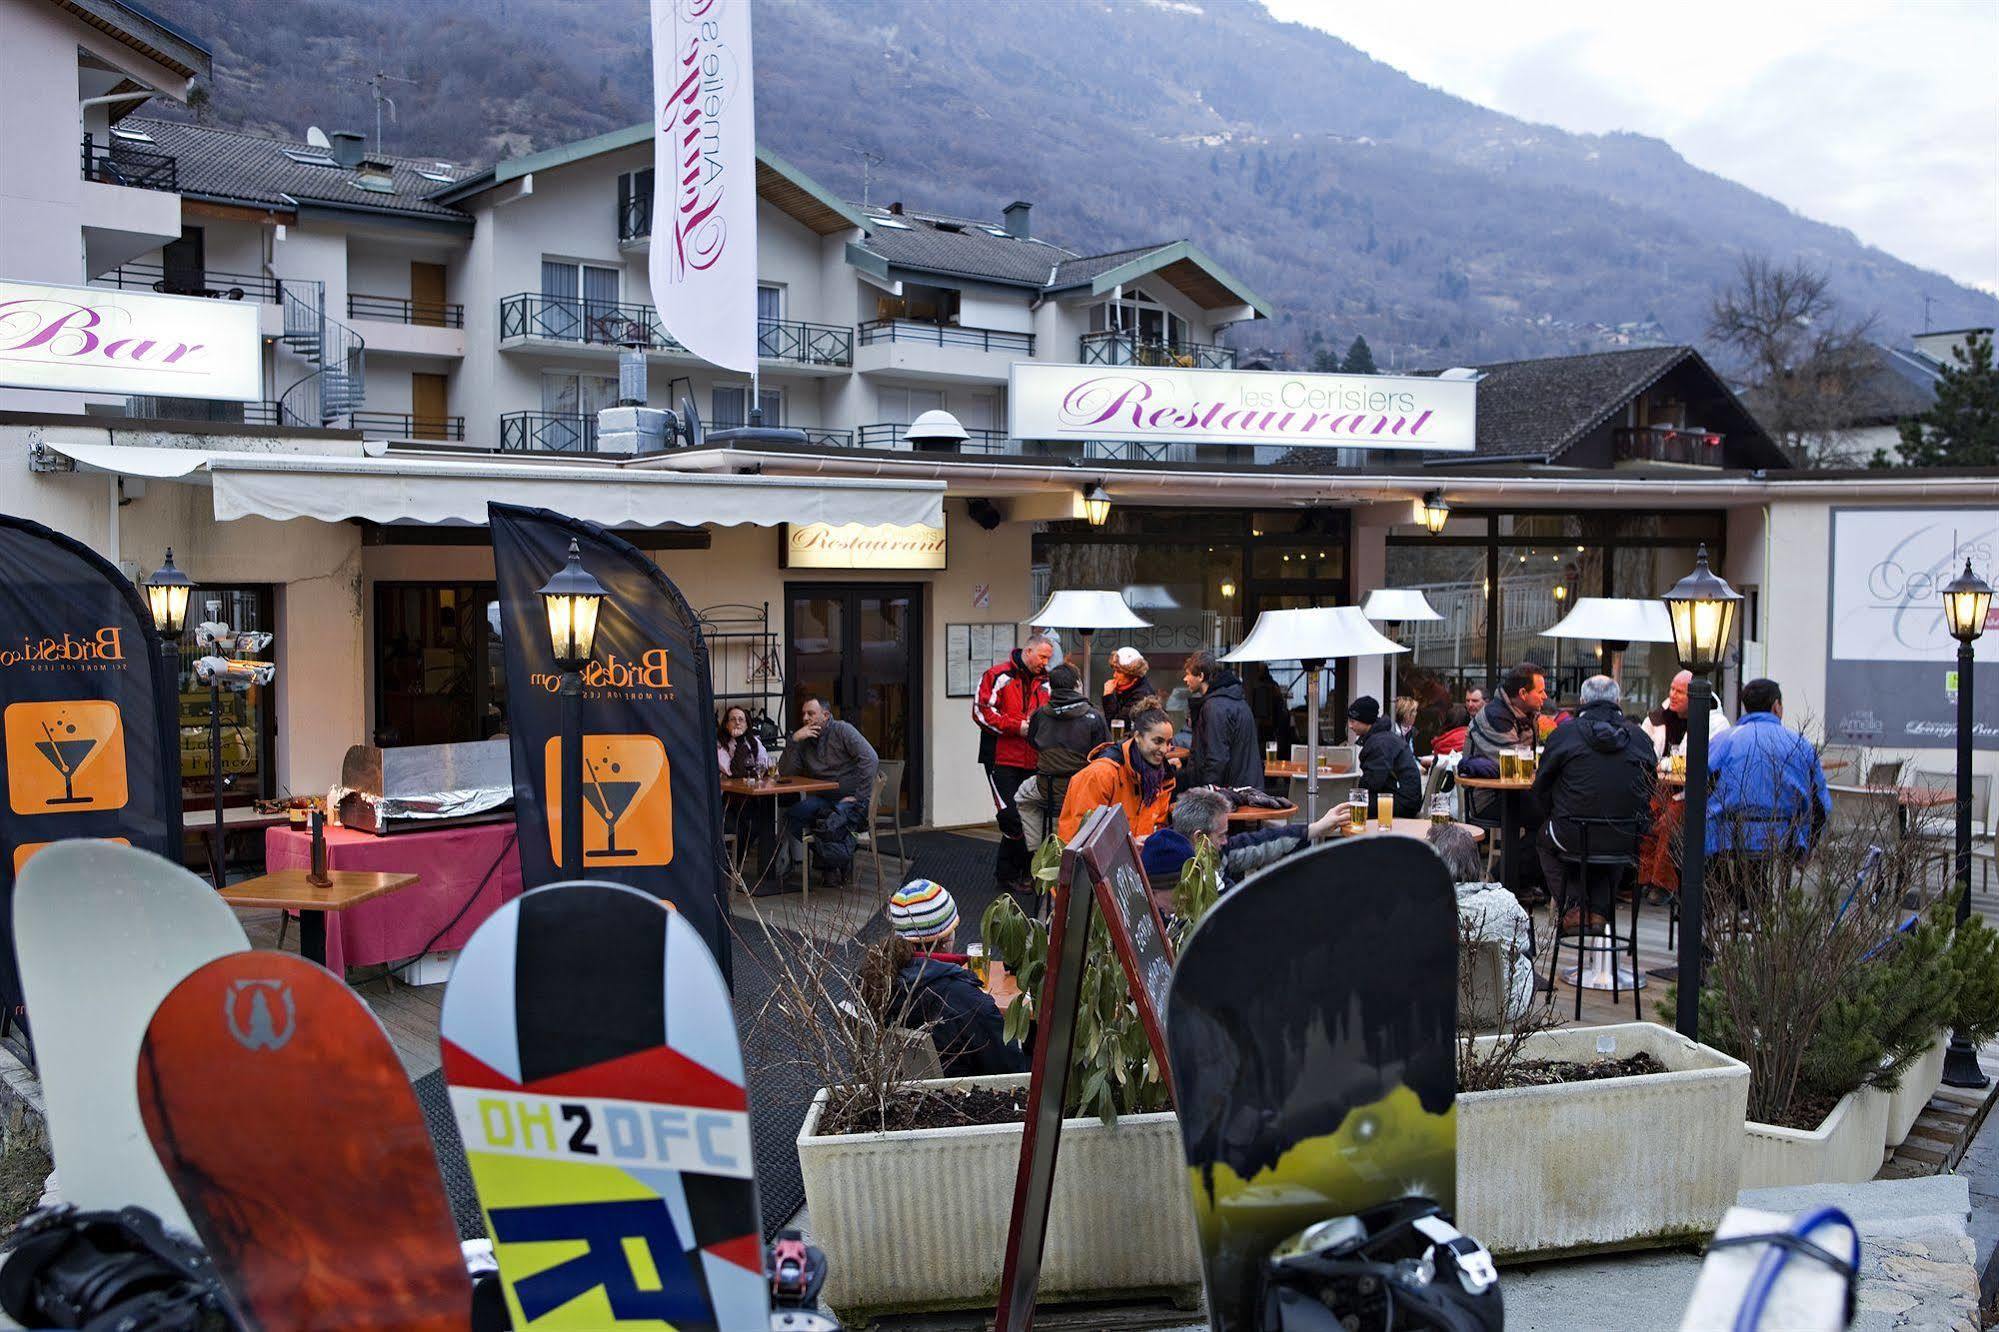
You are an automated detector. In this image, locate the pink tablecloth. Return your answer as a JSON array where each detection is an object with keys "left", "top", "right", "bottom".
[{"left": 263, "top": 821, "right": 523, "bottom": 976}]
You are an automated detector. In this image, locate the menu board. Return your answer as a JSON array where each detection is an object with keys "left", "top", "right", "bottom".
[
  {"left": 1084, "top": 827, "right": 1176, "bottom": 1067},
  {"left": 946, "top": 622, "right": 1019, "bottom": 697}
]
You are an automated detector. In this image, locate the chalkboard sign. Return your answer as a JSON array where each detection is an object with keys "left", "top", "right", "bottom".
[{"left": 994, "top": 804, "right": 1175, "bottom": 1331}]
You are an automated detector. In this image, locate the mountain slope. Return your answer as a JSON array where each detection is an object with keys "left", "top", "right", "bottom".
[{"left": 143, "top": 0, "right": 1997, "bottom": 367}]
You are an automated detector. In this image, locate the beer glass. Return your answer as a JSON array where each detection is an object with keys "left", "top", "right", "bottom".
[
  {"left": 1345, "top": 801, "right": 1367, "bottom": 835},
  {"left": 1375, "top": 793, "right": 1394, "bottom": 828},
  {"left": 966, "top": 942, "right": 989, "bottom": 987}
]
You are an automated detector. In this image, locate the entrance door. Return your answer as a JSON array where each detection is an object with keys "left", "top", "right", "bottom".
[
  {"left": 410, "top": 261, "right": 447, "bottom": 327},
  {"left": 161, "top": 227, "right": 205, "bottom": 294},
  {"left": 411, "top": 372, "right": 448, "bottom": 440},
  {"left": 785, "top": 584, "right": 922, "bottom": 820}
]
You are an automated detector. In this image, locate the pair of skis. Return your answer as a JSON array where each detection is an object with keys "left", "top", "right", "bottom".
[{"left": 14, "top": 840, "right": 791, "bottom": 1330}]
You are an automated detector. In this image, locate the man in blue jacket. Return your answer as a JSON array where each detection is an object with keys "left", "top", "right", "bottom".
[{"left": 1706, "top": 678, "right": 1830, "bottom": 866}]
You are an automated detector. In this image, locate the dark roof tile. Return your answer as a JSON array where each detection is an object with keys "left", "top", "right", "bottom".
[{"left": 122, "top": 117, "right": 471, "bottom": 220}]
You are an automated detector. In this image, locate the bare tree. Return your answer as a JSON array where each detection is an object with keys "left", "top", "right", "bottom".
[{"left": 1707, "top": 255, "right": 1882, "bottom": 468}]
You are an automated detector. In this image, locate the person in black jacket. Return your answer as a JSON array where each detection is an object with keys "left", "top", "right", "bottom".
[
  {"left": 1101, "top": 646, "right": 1156, "bottom": 731},
  {"left": 1531, "top": 675, "right": 1656, "bottom": 929},
  {"left": 1027, "top": 664, "right": 1110, "bottom": 821},
  {"left": 1348, "top": 695, "right": 1422, "bottom": 817},
  {"left": 1180, "top": 647, "right": 1261, "bottom": 790},
  {"left": 866, "top": 880, "right": 1027, "bottom": 1079}
]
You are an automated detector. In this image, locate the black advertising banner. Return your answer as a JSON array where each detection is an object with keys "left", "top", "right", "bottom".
[
  {"left": 0, "top": 513, "right": 181, "bottom": 1027},
  {"left": 488, "top": 504, "right": 729, "bottom": 979}
]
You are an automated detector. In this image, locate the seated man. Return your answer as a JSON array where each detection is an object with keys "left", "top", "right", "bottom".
[
  {"left": 1707, "top": 677, "right": 1831, "bottom": 894},
  {"left": 871, "top": 880, "right": 1027, "bottom": 1079},
  {"left": 1058, "top": 706, "right": 1178, "bottom": 842},
  {"left": 777, "top": 695, "right": 879, "bottom": 885},
  {"left": 1141, "top": 787, "right": 1349, "bottom": 893},
  {"left": 1531, "top": 674, "right": 1656, "bottom": 928},
  {"left": 1349, "top": 695, "right": 1422, "bottom": 818},
  {"left": 1027, "top": 664, "right": 1111, "bottom": 819},
  {"left": 1642, "top": 669, "right": 1732, "bottom": 760}
]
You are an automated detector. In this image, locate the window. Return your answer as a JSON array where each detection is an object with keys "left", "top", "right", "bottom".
[
  {"left": 541, "top": 371, "right": 619, "bottom": 451},
  {"left": 540, "top": 259, "right": 620, "bottom": 340},
  {"left": 617, "top": 168, "right": 654, "bottom": 239},
  {"left": 874, "top": 283, "right": 960, "bottom": 324},
  {"left": 1090, "top": 289, "right": 1190, "bottom": 347},
  {"left": 757, "top": 285, "right": 783, "bottom": 323},
  {"left": 876, "top": 385, "right": 944, "bottom": 423},
  {"left": 712, "top": 385, "right": 780, "bottom": 427},
  {"left": 281, "top": 147, "right": 338, "bottom": 167},
  {"left": 868, "top": 213, "right": 912, "bottom": 230},
  {"left": 374, "top": 583, "right": 506, "bottom": 747},
  {"left": 174, "top": 587, "right": 276, "bottom": 808},
  {"left": 111, "top": 126, "right": 155, "bottom": 143}
]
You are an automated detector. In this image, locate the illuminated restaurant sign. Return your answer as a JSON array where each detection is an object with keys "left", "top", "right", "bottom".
[
  {"left": 0, "top": 280, "right": 262, "bottom": 401},
  {"left": 781, "top": 521, "right": 948, "bottom": 570},
  {"left": 1009, "top": 363, "right": 1476, "bottom": 452}
]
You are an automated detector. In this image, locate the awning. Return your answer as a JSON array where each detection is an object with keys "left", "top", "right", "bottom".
[{"left": 34, "top": 441, "right": 946, "bottom": 530}]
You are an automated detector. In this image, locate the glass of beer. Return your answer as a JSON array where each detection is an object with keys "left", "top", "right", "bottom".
[
  {"left": 1498, "top": 749, "right": 1518, "bottom": 781},
  {"left": 1345, "top": 800, "right": 1367, "bottom": 835},
  {"left": 1265, "top": 740, "right": 1278, "bottom": 766},
  {"left": 1521, "top": 749, "right": 1538, "bottom": 780},
  {"left": 1112, "top": 718, "right": 1126, "bottom": 740},
  {"left": 1671, "top": 752, "right": 1686, "bottom": 778},
  {"left": 1429, "top": 793, "right": 1452, "bottom": 826},
  {"left": 1375, "top": 793, "right": 1394, "bottom": 827},
  {"left": 966, "top": 942, "right": 989, "bottom": 988}
]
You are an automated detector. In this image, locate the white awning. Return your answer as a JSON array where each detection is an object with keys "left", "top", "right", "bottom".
[{"left": 34, "top": 442, "right": 946, "bottom": 530}]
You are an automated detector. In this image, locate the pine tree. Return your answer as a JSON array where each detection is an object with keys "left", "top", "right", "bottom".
[
  {"left": 1897, "top": 331, "right": 1999, "bottom": 467},
  {"left": 1310, "top": 341, "right": 1341, "bottom": 373},
  {"left": 1341, "top": 335, "right": 1378, "bottom": 375}
]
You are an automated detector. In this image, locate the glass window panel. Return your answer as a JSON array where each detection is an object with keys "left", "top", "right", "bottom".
[
  {"left": 373, "top": 583, "right": 505, "bottom": 747},
  {"left": 178, "top": 587, "right": 275, "bottom": 807},
  {"left": 711, "top": 386, "right": 746, "bottom": 426},
  {"left": 1382, "top": 542, "right": 1489, "bottom": 742},
  {"left": 757, "top": 285, "right": 783, "bottom": 321}
]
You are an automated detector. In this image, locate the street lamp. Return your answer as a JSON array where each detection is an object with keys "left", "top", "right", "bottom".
[
  {"left": 539, "top": 539, "right": 607, "bottom": 875},
  {"left": 1661, "top": 543, "right": 1741, "bottom": 1041},
  {"left": 142, "top": 548, "right": 193, "bottom": 638},
  {"left": 1942, "top": 557, "right": 1993, "bottom": 1088},
  {"left": 1081, "top": 483, "right": 1112, "bottom": 527},
  {"left": 142, "top": 549, "right": 193, "bottom": 859},
  {"left": 1027, "top": 589, "right": 1150, "bottom": 694},
  {"left": 1420, "top": 490, "right": 1450, "bottom": 535}
]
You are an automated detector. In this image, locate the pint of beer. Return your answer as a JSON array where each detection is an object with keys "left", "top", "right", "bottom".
[
  {"left": 1498, "top": 749, "right": 1518, "bottom": 781},
  {"left": 1346, "top": 801, "right": 1367, "bottom": 835},
  {"left": 966, "top": 942, "right": 989, "bottom": 987},
  {"left": 1375, "top": 793, "right": 1394, "bottom": 827}
]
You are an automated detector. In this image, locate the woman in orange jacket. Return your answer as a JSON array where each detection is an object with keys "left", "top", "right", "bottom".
[{"left": 1056, "top": 707, "right": 1177, "bottom": 842}]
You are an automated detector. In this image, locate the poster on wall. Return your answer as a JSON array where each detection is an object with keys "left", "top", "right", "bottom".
[
  {"left": 488, "top": 504, "right": 731, "bottom": 978},
  {"left": 0, "top": 514, "right": 181, "bottom": 1030},
  {"left": 1827, "top": 507, "right": 1998, "bottom": 749}
]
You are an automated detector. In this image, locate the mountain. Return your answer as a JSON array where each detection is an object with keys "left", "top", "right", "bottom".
[{"left": 142, "top": 0, "right": 1997, "bottom": 369}]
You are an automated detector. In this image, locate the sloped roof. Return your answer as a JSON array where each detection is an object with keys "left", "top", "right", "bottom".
[
  {"left": 1458, "top": 346, "right": 1692, "bottom": 459},
  {"left": 852, "top": 208, "right": 1073, "bottom": 287},
  {"left": 121, "top": 117, "right": 471, "bottom": 221}
]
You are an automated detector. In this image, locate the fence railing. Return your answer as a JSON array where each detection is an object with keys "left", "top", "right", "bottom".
[
  {"left": 758, "top": 319, "right": 853, "bottom": 366},
  {"left": 1079, "top": 330, "right": 1236, "bottom": 369},
  {"left": 347, "top": 293, "right": 466, "bottom": 328},
  {"left": 499, "top": 412, "right": 598, "bottom": 455},
  {"left": 80, "top": 134, "right": 176, "bottom": 192},
  {"left": 352, "top": 412, "right": 466, "bottom": 441},
  {"left": 94, "top": 262, "right": 280, "bottom": 302},
  {"left": 499, "top": 294, "right": 853, "bottom": 366},
  {"left": 857, "top": 319, "right": 1034, "bottom": 354},
  {"left": 619, "top": 194, "right": 651, "bottom": 243},
  {"left": 1613, "top": 426, "right": 1726, "bottom": 466},
  {"left": 126, "top": 397, "right": 281, "bottom": 426},
  {"left": 855, "top": 423, "right": 1022, "bottom": 453}
]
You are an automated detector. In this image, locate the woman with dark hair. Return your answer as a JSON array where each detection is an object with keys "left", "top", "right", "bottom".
[
  {"left": 1431, "top": 704, "right": 1472, "bottom": 756},
  {"left": 716, "top": 704, "right": 772, "bottom": 872},
  {"left": 1056, "top": 705, "right": 1178, "bottom": 841},
  {"left": 857, "top": 880, "right": 1027, "bottom": 1079}
]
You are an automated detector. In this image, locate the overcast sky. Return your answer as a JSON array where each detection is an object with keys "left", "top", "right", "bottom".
[{"left": 1264, "top": 0, "right": 1999, "bottom": 297}]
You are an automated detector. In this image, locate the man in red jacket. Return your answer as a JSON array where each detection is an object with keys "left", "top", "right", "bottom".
[{"left": 974, "top": 634, "right": 1055, "bottom": 894}]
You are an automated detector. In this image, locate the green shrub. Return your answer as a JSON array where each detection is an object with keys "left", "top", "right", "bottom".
[{"left": 1949, "top": 908, "right": 1999, "bottom": 1047}]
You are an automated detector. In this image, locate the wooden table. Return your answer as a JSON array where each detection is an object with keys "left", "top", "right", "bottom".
[
  {"left": 1228, "top": 801, "right": 1298, "bottom": 827},
  {"left": 183, "top": 806, "right": 289, "bottom": 882},
  {"left": 983, "top": 958, "right": 1021, "bottom": 1009},
  {"left": 720, "top": 775, "right": 843, "bottom": 881},
  {"left": 1455, "top": 775, "right": 1536, "bottom": 896},
  {"left": 1333, "top": 817, "right": 1485, "bottom": 843},
  {"left": 1264, "top": 760, "right": 1358, "bottom": 780},
  {"left": 219, "top": 869, "right": 419, "bottom": 970}
]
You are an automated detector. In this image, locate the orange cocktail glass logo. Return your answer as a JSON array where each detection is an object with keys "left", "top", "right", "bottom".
[
  {"left": 543, "top": 733, "right": 673, "bottom": 869},
  {"left": 5, "top": 700, "right": 127, "bottom": 814}
]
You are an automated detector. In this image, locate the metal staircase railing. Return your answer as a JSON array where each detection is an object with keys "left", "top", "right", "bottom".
[{"left": 277, "top": 280, "right": 366, "bottom": 428}]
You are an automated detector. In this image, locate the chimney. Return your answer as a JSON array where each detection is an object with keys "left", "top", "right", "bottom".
[
  {"left": 1003, "top": 200, "right": 1032, "bottom": 238},
  {"left": 329, "top": 130, "right": 365, "bottom": 169},
  {"left": 888, "top": 201, "right": 903, "bottom": 215}
]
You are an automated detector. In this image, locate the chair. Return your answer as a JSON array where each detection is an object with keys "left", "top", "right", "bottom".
[
  {"left": 1324, "top": 744, "right": 1358, "bottom": 775},
  {"left": 1544, "top": 817, "right": 1644, "bottom": 1022},
  {"left": 803, "top": 769, "right": 895, "bottom": 895},
  {"left": 1865, "top": 757, "right": 1906, "bottom": 789},
  {"left": 836, "top": 999, "right": 944, "bottom": 1081},
  {"left": 1827, "top": 786, "right": 1901, "bottom": 842},
  {"left": 859, "top": 761, "right": 910, "bottom": 886},
  {"left": 1819, "top": 744, "right": 1861, "bottom": 779},
  {"left": 1289, "top": 744, "right": 1309, "bottom": 765},
  {"left": 1910, "top": 770, "right": 1993, "bottom": 888}
]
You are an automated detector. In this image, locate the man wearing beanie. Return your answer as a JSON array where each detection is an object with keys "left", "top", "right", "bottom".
[
  {"left": 1349, "top": 695, "right": 1422, "bottom": 818},
  {"left": 878, "top": 881, "right": 1027, "bottom": 1079}
]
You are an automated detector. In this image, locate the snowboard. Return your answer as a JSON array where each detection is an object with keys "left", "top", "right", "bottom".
[
  {"left": 438, "top": 880, "right": 767, "bottom": 1331},
  {"left": 14, "top": 839, "right": 248, "bottom": 1233},
  {"left": 1165, "top": 836, "right": 1460, "bottom": 1332},
  {"left": 136, "top": 949, "right": 469, "bottom": 1331}
]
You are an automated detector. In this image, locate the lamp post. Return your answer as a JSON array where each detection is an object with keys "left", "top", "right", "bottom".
[
  {"left": 1942, "top": 558, "right": 1993, "bottom": 1088},
  {"left": 539, "top": 539, "right": 607, "bottom": 876},
  {"left": 141, "top": 549, "right": 193, "bottom": 863},
  {"left": 1661, "top": 544, "right": 1741, "bottom": 1040}
]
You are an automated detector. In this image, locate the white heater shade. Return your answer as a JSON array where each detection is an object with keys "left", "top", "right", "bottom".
[
  {"left": 1028, "top": 589, "right": 1151, "bottom": 631},
  {"left": 1362, "top": 588, "right": 1443, "bottom": 623},
  {"left": 1225, "top": 606, "right": 1408, "bottom": 664},
  {"left": 1541, "top": 597, "right": 1675, "bottom": 643}
]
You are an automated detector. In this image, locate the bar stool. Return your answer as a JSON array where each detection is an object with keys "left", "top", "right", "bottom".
[{"left": 1546, "top": 816, "right": 1645, "bottom": 1021}]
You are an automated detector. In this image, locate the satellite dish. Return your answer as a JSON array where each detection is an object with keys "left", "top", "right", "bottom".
[{"left": 306, "top": 126, "right": 331, "bottom": 149}]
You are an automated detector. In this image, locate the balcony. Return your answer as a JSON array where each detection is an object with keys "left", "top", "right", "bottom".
[
  {"left": 1079, "top": 330, "right": 1236, "bottom": 370},
  {"left": 1613, "top": 425, "right": 1725, "bottom": 467},
  {"left": 856, "top": 423, "right": 1022, "bottom": 455},
  {"left": 858, "top": 320, "right": 1034, "bottom": 355},
  {"left": 500, "top": 412, "right": 598, "bottom": 455},
  {"left": 619, "top": 194, "right": 650, "bottom": 245},
  {"left": 497, "top": 294, "right": 852, "bottom": 368},
  {"left": 348, "top": 293, "right": 465, "bottom": 329},
  {"left": 352, "top": 411, "right": 466, "bottom": 442},
  {"left": 80, "top": 134, "right": 176, "bottom": 193},
  {"left": 94, "top": 262, "right": 281, "bottom": 302}
]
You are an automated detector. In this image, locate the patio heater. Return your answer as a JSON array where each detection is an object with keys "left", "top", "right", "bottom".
[
  {"left": 1226, "top": 606, "right": 1405, "bottom": 822},
  {"left": 1026, "top": 590, "right": 1150, "bottom": 694},
  {"left": 1661, "top": 545, "right": 1741, "bottom": 1041},
  {"left": 1942, "top": 558, "right": 1993, "bottom": 1088},
  {"left": 1541, "top": 597, "right": 1675, "bottom": 688},
  {"left": 539, "top": 539, "right": 607, "bottom": 875},
  {"left": 1362, "top": 588, "right": 1440, "bottom": 711}
]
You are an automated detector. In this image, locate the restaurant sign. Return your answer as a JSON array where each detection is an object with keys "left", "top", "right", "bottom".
[
  {"left": 0, "top": 280, "right": 262, "bottom": 401},
  {"left": 781, "top": 521, "right": 947, "bottom": 570},
  {"left": 1008, "top": 363, "right": 1476, "bottom": 452}
]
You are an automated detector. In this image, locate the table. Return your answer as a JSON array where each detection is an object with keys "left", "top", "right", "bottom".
[
  {"left": 220, "top": 868, "right": 418, "bottom": 969},
  {"left": 183, "top": 806, "right": 287, "bottom": 880},
  {"left": 1830, "top": 782, "right": 1954, "bottom": 836},
  {"left": 1228, "top": 801, "right": 1298, "bottom": 827},
  {"left": 264, "top": 822, "right": 522, "bottom": 976},
  {"left": 1333, "top": 817, "right": 1485, "bottom": 843},
  {"left": 1264, "top": 760, "right": 1357, "bottom": 779},
  {"left": 1455, "top": 775, "right": 1536, "bottom": 897},
  {"left": 720, "top": 775, "right": 842, "bottom": 883}
]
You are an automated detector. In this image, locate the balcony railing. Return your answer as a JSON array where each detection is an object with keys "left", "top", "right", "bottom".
[
  {"left": 81, "top": 134, "right": 176, "bottom": 192},
  {"left": 619, "top": 194, "right": 651, "bottom": 243},
  {"left": 1613, "top": 425, "right": 1725, "bottom": 466},
  {"left": 352, "top": 412, "right": 466, "bottom": 441},
  {"left": 856, "top": 423, "right": 1021, "bottom": 454},
  {"left": 500, "top": 412, "right": 598, "bottom": 455},
  {"left": 126, "top": 397, "right": 281, "bottom": 426},
  {"left": 713, "top": 422, "right": 854, "bottom": 448},
  {"left": 94, "top": 262, "right": 280, "bottom": 302},
  {"left": 857, "top": 319, "right": 1035, "bottom": 355},
  {"left": 498, "top": 294, "right": 853, "bottom": 366},
  {"left": 1079, "top": 330, "right": 1236, "bottom": 370},
  {"left": 348, "top": 293, "right": 466, "bottom": 328}
]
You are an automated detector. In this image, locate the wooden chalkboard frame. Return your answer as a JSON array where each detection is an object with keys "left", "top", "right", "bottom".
[{"left": 993, "top": 804, "right": 1176, "bottom": 1330}]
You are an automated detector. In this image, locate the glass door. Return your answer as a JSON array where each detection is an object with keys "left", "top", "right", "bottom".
[{"left": 785, "top": 583, "right": 923, "bottom": 820}]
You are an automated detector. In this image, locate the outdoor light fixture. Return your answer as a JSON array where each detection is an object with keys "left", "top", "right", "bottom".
[
  {"left": 540, "top": 539, "right": 606, "bottom": 671},
  {"left": 1662, "top": 544, "right": 1741, "bottom": 677},
  {"left": 1220, "top": 578, "right": 1237, "bottom": 599},
  {"left": 1420, "top": 490, "right": 1450, "bottom": 535},
  {"left": 1027, "top": 589, "right": 1149, "bottom": 693},
  {"left": 1552, "top": 583, "right": 1568, "bottom": 604},
  {"left": 1942, "top": 558, "right": 1993, "bottom": 1088},
  {"left": 1081, "top": 483, "right": 1112, "bottom": 527},
  {"left": 1363, "top": 588, "right": 1442, "bottom": 714},
  {"left": 141, "top": 548, "right": 194, "bottom": 637}
]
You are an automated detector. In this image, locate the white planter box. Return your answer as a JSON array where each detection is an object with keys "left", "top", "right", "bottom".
[
  {"left": 1741, "top": 1085, "right": 1892, "bottom": 1189},
  {"left": 1458, "top": 1022, "right": 1749, "bottom": 1260},
  {"left": 1886, "top": 1034, "right": 1948, "bottom": 1149},
  {"left": 796, "top": 1074, "right": 1199, "bottom": 1319}
]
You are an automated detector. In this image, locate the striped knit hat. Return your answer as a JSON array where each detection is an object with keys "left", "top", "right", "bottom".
[{"left": 889, "top": 879, "right": 960, "bottom": 941}]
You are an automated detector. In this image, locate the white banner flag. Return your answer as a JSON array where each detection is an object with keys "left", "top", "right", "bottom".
[{"left": 650, "top": 0, "right": 757, "bottom": 373}]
